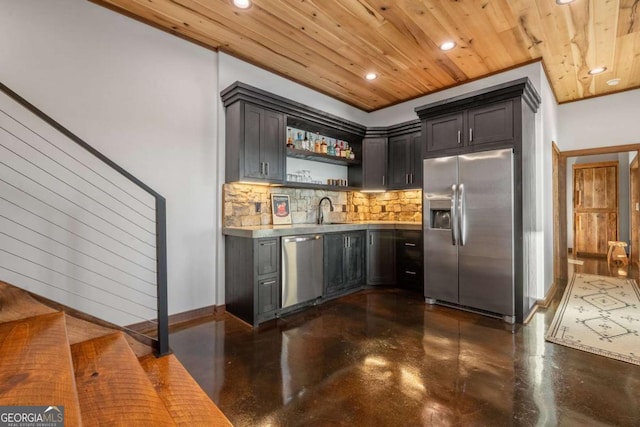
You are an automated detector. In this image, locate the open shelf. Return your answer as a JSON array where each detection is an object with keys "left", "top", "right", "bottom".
[{"left": 286, "top": 148, "right": 361, "bottom": 166}]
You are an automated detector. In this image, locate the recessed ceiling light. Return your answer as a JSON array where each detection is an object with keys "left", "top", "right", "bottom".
[
  {"left": 440, "top": 41, "right": 456, "bottom": 51},
  {"left": 556, "top": 0, "right": 575, "bottom": 4},
  {"left": 365, "top": 73, "right": 378, "bottom": 81},
  {"left": 233, "top": 0, "right": 251, "bottom": 9},
  {"left": 607, "top": 78, "right": 621, "bottom": 86},
  {"left": 588, "top": 66, "right": 607, "bottom": 75}
]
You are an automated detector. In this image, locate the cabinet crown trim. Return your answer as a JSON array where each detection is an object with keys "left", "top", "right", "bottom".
[
  {"left": 221, "top": 81, "right": 367, "bottom": 137},
  {"left": 365, "top": 119, "right": 421, "bottom": 138},
  {"left": 415, "top": 77, "right": 541, "bottom": 119}
]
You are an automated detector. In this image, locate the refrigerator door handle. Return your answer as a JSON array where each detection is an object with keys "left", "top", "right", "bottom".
[
  {"left": 458, "top": 183, "right": 466, "bottom": 246},
  {"left": 451, "top": 184, "right": 458, "bottom": 246}
]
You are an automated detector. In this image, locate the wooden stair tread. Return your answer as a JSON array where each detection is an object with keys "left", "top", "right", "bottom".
[
  {"left": 0, "top": 312, "right": 82, "bottom": 427},
  {"left": 1, "top": 280, "right": 152, "bottom": 357},
  {"left": 139, "top": 354, "right": 233, "bottom": 426},
  {"left": 0, "top": 281, "right": 57, "bottom": 322},
  {"left": 71, "top": 332, "right": 175, "bottom": 426}
]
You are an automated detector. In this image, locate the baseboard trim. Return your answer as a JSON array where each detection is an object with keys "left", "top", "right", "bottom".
[
  {"left": 537, "top": 281, "right": 560, "bottom": 309},
  {"left": 523, "top": 304, "right": 538, "bottom": 325},
  {"left": 127, "top": 304, "right": 226, "bottom": 334}
]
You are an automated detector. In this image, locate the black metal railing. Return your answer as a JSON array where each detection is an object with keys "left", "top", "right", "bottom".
[{"left": 0, "top": 82, "right": 169, "bottom": 356}]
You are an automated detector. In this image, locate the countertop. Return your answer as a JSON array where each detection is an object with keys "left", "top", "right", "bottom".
[{"left": 223, "top": 221, "right": 422, "bottom": 238}]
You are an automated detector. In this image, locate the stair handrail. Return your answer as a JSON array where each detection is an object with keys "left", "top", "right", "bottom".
[{"left": 0, "top": 82, "right": 169, "bottom": 356}]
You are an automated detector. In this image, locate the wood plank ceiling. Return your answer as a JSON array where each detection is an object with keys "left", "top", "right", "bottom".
[{"left": 92, "top": 0, "right": 640, "bottom": 111}]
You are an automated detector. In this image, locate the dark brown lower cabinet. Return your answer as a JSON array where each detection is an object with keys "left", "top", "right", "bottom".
[
  {"left": 324, "top": 231, "right": 365, "bottom": 296},
  {"left": 396, "top": 230, "right": 423, "bottom": 292},
  {"left": 225, "top": 236, "right": 280, "bottom": 326},
  {"left": 367, "top": 230, "right": 396, "bottom": 285}
]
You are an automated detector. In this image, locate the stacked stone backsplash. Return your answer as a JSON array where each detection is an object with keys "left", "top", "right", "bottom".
[
  {"left": 223, "top": 183, "right": 422, "bottom": 227},
  {"left": 367, "top": 190, "right": 422, "bottom": 222}
]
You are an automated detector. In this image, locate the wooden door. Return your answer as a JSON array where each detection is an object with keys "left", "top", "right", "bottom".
[
  {"left": 630, "top": 154, "right": 639, "bottom": 264},
  {"left": 573, "top": 161, "right": 618, "bottom": 256}
]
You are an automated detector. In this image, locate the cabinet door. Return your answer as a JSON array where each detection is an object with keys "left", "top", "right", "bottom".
[
  {"left": 257, "top": 276, "right": 279, "bottom": 314},
  {"left": 388, "top": 135, "right": 412, "bottom": 189},
  {"left": 425, "top": 112, "right": 464, "bottom": 153},
  {"left": 410, "top": 132, "right": 423, "bottom": 186},
  {"left": 467, "top": 100, "right": 514, "bottom": 148},
  {"left": 362, "top": 138, "right": 388, "bottom": 189},
  {"left": 243, "top": 103, "right": 265, "bottom": 179},
  {"left": 256, "top": 238, "right": 279, "bottom": 276},
  {"left": 323, "top": 233, "right": 345, "bottom": 293},
  {"left": 261, "top": 108, "right": 285, "bottom": 181},
  {"left": 344, "top": 232, "right": 365, "bottom": 288},
  {"left": 367, "top": 230, "right": 396, "bottom": 285}
]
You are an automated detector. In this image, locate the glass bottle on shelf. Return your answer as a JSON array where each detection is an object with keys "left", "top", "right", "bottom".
[
  {"left": 335, "top": 140, "right": 341, "bottom": 157},
  {"left": 286, "top": 128, "right": 294, "bottom": 148},
  {"left": 303, "top": 132, "right": 309, "bottom": 151},
  {"left": 295, "top": 132, "right": 303, "bottom": 149},
  {"left": 314, "top": 132, "right": 321, "bottom": 153},
  {"left": 328, "top": 139, "right": 335, "bottom": 156},
  {"left": 321, "top": 137, "right": 327, "bottom": 154}
]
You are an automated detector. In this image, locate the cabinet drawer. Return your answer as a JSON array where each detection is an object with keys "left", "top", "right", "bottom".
[
  {"left": 396, "top": 230, "right": 422, "bottom": 247},
  {"left": 398, "top": 267, "right": 421, "bottom": 280},
  {"left": 256, "top": 238, "right": 279, "bottom": 276},
  {"left": 257, "top": 276, "right": 279, "bottom": 314}
]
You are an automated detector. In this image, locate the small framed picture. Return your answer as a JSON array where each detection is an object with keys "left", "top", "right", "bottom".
[{"left": 271, "top": 194, "right": 292, "bottom": 225}]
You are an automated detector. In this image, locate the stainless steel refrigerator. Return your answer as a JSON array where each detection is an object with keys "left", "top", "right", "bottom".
[{"left": 423, "top": 148, "right": 514, "bottom": 322}]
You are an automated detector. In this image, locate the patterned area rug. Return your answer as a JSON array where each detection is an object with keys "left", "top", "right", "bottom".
[{"left": 546, "top": 273, "right": 640, "bottom": 365}]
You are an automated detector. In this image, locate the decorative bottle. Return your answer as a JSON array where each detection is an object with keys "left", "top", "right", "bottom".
[
  {"left": 303, "top": 132, "right": 309, "bottom": 151},
  {"left": 328, "top": 139, "right": 335, "bottom": 156},
  {"left": 295, "top": 132, "right": 303, "bottom": 149},
  {"left": 286, "top": 128, "right": 294, "bottom": 148}
]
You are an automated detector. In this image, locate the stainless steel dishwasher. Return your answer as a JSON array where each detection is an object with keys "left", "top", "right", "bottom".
[{"left": 282, "top": 235, "right": 323, "bottom": 309}]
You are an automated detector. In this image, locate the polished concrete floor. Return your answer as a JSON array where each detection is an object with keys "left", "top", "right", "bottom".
[{"left": 170, "top": 258, "right": 640, "bottom": 426}]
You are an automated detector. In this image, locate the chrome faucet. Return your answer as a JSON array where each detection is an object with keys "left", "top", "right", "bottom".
[{"left": 317, "top": 197, "right": 334, "bottom": 224}]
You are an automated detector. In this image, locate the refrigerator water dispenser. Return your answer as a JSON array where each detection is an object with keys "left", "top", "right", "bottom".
[{"left": 429, "top": 200, "right": 452, "bottom": 229}]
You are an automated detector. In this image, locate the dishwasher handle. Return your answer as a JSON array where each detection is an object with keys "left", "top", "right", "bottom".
[{"left": 283, "top": 235, "right": 322, "bottom": 243}]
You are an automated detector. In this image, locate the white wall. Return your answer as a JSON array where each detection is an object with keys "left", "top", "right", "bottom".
[
  {"left": 558, "top": 89, "right": 640, "bottom": 256},
  {"left": 540, "top": 70, "right": 558, "bottom": 294},
  {"left": 218, "top": 53, "right": 369, "bottom": 124},
  {"left": 557, "top": 89, "right": 640, "bottom": 151},
  {"left": 0, "top": 0, "right": 219, "bottom": 316}
]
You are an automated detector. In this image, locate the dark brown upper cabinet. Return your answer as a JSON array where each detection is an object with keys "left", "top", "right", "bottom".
[
  {"left": 221, "top": 82, "right": 367, "bottom": 188},
  {"left": 423, "top": 100, "right": 514, "bottom": 156},
  {"left": 388, "top": 130, "right": 422, "bottom": 190},
  {"left": 417, "top": 78, "right": 540, "bottom": 158},
  {"left": 224, "top": 101, "right": 285, "bottom": 184},
  {"left": 361, "top": 137, "right": 388, "bottom": 190}
]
